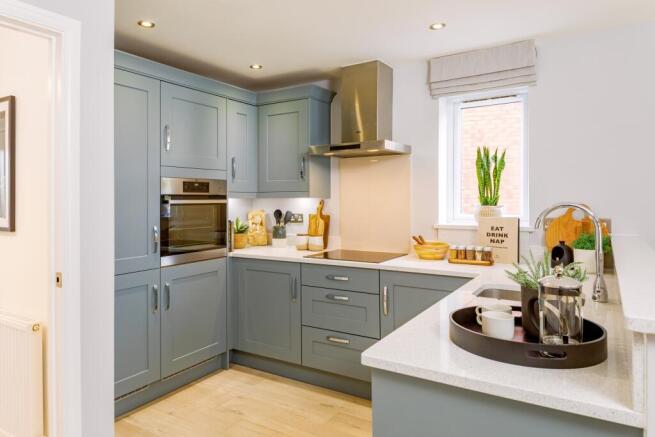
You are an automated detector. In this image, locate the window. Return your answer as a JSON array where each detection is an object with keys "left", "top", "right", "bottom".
[{"left": 438, "top": 88, "right": 528, "bottom": 226}]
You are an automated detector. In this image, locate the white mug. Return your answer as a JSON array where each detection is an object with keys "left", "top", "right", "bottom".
[
  {"left": 476, "top": 310, "right": 515, "bottom": 340},
  {"left": 475, "top": 303, "right": 512, "bottom": 316}
]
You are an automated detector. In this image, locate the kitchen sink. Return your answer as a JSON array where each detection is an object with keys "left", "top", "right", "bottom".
[{"left": 474, "top": 287, "right": 521, "bottom": 302}]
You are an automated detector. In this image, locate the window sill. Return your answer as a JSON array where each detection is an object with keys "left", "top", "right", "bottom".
[{"left": 433, "top": 223, "right": 536, "bottom": 232}]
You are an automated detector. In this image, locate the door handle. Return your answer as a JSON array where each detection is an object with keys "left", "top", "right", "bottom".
[
  {"left": 300, "top": 155, "right": 306, "bottom": 179},
  {"left": 291, "top": 277, "right": 298, "bottom": 302},
  {"left": 231, "top": 157, "right": 237, "bottom": 179},
  {"left": 326, "top": 274, "right": 349, "bottom": 282},
  {"left": 164, "top": 125, "right": 171, "bottom": 151},
  {"left": 165, "top": 282, "right": 171, "bottom": 310},
  {"left": 152, "top": 284, "right": 159, "bottom": 313},
  {"left": 383, "top": 285, "right": 389, "bottom": 316},
  {"left": 153, "top": 225, "right": 159, "bottom": 253},
  {"left": 326, "top": 336, "right": 350, "bottom": 345},
  {"left": 326, "top": 293, "right": 349, "bottom": 302}
]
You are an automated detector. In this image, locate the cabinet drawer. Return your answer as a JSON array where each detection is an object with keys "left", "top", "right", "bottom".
[
  {"left": 302, "top": 286, "right": 380, "bottom": 338},
  {"left": 302, "top": 264, "right": 379, "bottom": 294},
  {"left": 301, "top": 326, "right": 376, "bottom": 382}
]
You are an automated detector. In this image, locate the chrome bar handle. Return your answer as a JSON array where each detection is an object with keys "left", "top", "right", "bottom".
[
  {"left": 300, "top": 155, "right": 306, "bottom": 179},
  {"left": 326, "top": 293, "right": 349, "bottom": 302},
  {"left": 383, "top": 286, "right": 389, "bottom": 316},
  {"left": 164, "top": 125, "right": 171, "bottom": 151},
  {"left": 292, "top": 277, "right": 298, "bottom": 302},
  {"left": 326, "top": 336, "right": 350, "bottom": 345},
  {"left": 152, "top": 284, "right": 159, "bottom": 313},
  {"left": 231, "top": 156, "right": 237, "bottom": 180},
  {"left": 326, "top": 274, "right": 349, "bottom": 282},
  {"left": 153, "top": 225, "right": 159, "bottom": 253},
  {"left": 165, "top": 282, "right": 171, "bottom": 310}
]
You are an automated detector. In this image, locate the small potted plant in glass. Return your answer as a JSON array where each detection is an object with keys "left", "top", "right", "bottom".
[
  {"left": 233, "top": 217, "right": 249, "bottom": 249},
  {"left": 571, "top": 233, "right": 612, "bottom": 273},
  {"left": 474, "top": 146, "right": 506, "bottom": 222}
]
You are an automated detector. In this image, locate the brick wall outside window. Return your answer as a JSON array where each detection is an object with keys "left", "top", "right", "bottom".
[{"left": 459, "top": 101, "right": 523, "bottom": 216}]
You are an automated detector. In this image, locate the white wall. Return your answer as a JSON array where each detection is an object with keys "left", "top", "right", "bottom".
[
  {"left": 393, "top": 20, "right": 655, "bottom": 251},
  {"left": 20, "top": 0, "right": 115, "bottom": 436}
]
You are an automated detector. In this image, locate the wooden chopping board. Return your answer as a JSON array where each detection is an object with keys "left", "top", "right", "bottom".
[
  {"left": 308, "top": 200, "right": 330, "bottom": 249},
  {"left": 545, "top": 208, "right": 582, "bottom": 250}
]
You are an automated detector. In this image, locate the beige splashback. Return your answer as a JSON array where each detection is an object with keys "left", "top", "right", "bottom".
[{"left": 339, "top": 155, "right": 411, "bottom": 253}]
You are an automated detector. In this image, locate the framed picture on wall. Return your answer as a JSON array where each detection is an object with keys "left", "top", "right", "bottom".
[{"left": 0, "top": 96, "right": 16, "bottom": 232}]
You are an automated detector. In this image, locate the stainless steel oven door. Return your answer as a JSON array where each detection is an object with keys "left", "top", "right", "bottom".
[{"left": 160, "top": 196, "right": 227, "bottom": 267}]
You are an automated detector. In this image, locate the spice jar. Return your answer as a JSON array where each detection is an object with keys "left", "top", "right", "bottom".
[
  {"left": 482, "top": 246, "right": 493, "bottom": 262},
  {"left": 457, "top": 245, "right": 466, "bottom": 260},
  {"left": 449, "top": 245, "right": 458, "bottom": 260},
  {"left": 474, "top": 246, "right": 484, "bottom": 261},
  {"left": 466, "top": 245, "right": 476, "bottom": 261}
]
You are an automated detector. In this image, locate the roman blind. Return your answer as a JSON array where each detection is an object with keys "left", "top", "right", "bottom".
[{"left": 429, "top": 40, "right": 536, "bottom": 98}]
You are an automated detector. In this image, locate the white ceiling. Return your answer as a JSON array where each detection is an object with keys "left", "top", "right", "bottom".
[{"left": 116, "top": 0, "right": 655, "bottom": 90}]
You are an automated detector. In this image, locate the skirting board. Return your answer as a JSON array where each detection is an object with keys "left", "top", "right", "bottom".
[{"left": 230, "top": 350, "right": 371, "bottom": 399}]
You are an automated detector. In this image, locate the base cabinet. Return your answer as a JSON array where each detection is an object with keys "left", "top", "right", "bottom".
[
  {"left": 161, "top": 259, "right": 227, "bottom": 377},
  {"left": 380, "top": 271, "right": 470, "bottom": 337},
  {"left": 234, "top": 259, "right": 301, "bottom": 364},
  {"left": 114, "top": 269, "right": 161, "bottom": 398}
]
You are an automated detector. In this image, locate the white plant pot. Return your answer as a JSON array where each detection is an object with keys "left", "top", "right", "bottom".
[
  {"left": 474, "top": 205, "right": 504, "bottom": 223},
  {"left": 574, "top": 248, "right": 596, "bottom": 273}
]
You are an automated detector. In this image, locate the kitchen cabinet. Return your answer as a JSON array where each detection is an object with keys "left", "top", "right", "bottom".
[
  {"left": 227, "top": 100, "right": 258, "bottom": 193},
  {"left": 234, "top": 259, "right": 301, "bottom": 364},
  {"left": 380, "top": 271, "right": 469, "bottom": 337},
  {"left": 114, "top": 269, "right": 161, "bottom": 398},
  {"left": 257, "top": 97, "right": 331, "bottom": 196},
  {"left": 114, "top": 69, "right": 161, "bottom": 275},
  {"left": 161, "top": 82, "right": 227, "bottom": 171},
  {"left": 160, "top": 258, "right": 227, "bottom": 378}
]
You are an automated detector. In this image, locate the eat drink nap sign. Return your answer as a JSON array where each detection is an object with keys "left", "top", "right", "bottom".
[{"left": 476, "top": 217, "right": 520, "bottom": 264}]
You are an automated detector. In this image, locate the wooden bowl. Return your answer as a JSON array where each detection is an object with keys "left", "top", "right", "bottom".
[{"left": 414, "top": 241, "right": 449, "bottom": 260}]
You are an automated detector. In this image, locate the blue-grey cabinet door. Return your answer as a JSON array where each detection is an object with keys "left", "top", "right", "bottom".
[
  {"left": 161, "top": 82, "right": 227, "bottom": 171},
  {"left": 227, "top": 100, "right": 258, "bottom": 193},
  {"left": 234, "top": 259, "right": 301, "bottom": 364},
  {"left": 114, "top": 69, "right": 160, "bottom": 275},
  {"left": 115, "top": 269, "right": 161, "bottom": 398},
  {"left": 380, "top": 271, "right": 470, "bottom": 337},
  {"left": 258, "top": 100, "right": 309, "bottom": 193},
  {"left": 160, "top": 258, "right": 227, "bottom": 377}
]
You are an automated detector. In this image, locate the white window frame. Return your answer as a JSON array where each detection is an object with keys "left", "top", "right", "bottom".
[{"left": 438, "top": 87, "right": 529, "bottom": 227}]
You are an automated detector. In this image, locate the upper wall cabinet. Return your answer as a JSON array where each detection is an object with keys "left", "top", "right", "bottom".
[
  {"left": 227, "top": 100, "right": 258, "bottom": 193},
  {"left": 257, "top": 87, "right": 334, "bottom": 197},
  {"left": 114, "top": 69, "right": 161, "bottom": 274},
  {"left": 161, "top": 82, "right": 227, "bottom": 171}
]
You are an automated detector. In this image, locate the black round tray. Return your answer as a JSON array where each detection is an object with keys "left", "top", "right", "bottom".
[{"left": 449, "top": 306, "right": 607, "bottom": 369}]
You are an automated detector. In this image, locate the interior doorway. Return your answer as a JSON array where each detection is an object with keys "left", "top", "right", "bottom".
[{"left": 0, "top": 1, "right": 81, "bottom": 436}]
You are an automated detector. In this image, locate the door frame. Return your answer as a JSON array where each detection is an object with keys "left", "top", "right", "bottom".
[{"left": 0, "top": 1, "right": 81, "bottom": 436}]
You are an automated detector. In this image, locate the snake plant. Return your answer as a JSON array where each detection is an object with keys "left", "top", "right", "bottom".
[
  {"left": 476, "top": 146, "right": 506, "bottom": 206},
  {"left": 505, "top": 250, "right": 587, "bottom": 289}
]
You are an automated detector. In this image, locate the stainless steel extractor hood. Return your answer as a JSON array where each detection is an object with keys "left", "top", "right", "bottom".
[{"left": 309, "top": 61, "right": 411, "bottom": 158}]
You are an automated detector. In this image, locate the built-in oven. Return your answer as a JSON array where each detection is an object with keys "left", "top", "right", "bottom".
[{"left": 160, "top": 177, "right": 227, "bottom": 267}]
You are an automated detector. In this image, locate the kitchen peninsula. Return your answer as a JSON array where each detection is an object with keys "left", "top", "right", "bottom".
[{"left": 228, "top": 236, "right": 653, "bottom": 437}]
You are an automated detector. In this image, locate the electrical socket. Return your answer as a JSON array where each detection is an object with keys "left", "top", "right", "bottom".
[{"left": 289, "top": 213, "right": 304, "bottom": 223}]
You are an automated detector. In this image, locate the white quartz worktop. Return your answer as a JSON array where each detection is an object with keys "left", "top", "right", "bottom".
[{"left": 229, "top": 244, "right": 643, "bottom": 428}]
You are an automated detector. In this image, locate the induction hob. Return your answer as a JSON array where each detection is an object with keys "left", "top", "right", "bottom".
[{"left": 304, "top": 249, "right": 406, "bottom": 264}]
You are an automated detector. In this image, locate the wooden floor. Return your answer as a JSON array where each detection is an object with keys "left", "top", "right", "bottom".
[{"left": 115, "top": 365, "right": 372, "bottom": 437}]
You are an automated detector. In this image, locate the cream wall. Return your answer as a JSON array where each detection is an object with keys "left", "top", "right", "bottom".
[{"left": 0, "top": 24, "right": 51, "bottom": 339}]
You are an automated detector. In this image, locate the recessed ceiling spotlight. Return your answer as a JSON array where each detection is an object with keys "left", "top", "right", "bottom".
[
  {"left": 249, "top": 64, "right": 263, "bottom": 70},
  {"left": 137, "top": 20, "right": 156, "bottom": 29},
  {"left": 429, "top": 22, "right": 446, "bottom": 30}
]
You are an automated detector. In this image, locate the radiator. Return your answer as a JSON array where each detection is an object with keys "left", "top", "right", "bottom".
[{"left": 0, "top": 311, "right": 43, "bottom": 437}]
